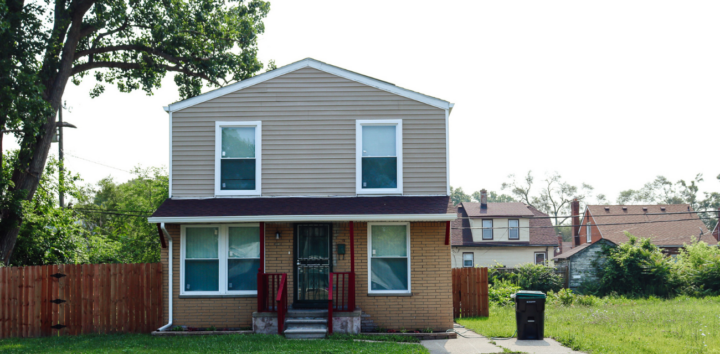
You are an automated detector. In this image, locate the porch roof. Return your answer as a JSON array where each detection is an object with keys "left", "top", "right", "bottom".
[{"left": 148, "top": 196, "right": 455, "bottom": 223}]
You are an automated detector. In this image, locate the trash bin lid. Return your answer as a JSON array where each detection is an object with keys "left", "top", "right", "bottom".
[{"left": 514, "top": 290, "right": 546, "bottom": 299}]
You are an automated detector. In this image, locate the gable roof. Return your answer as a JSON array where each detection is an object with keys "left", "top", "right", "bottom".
[
  {"left": 585, "top": 204, "right": 716, "bottom": 247},
  {"left": 451, "top": 203, "right": 558, "bottom": 247},
  {"left": 554, "top": 239, "right": 614, "bottom": 260},
  {"left": 164, "top": 58, "right": 454, "bottom": 113},
  {"left": 461, "top": 202, "right": 536, "bottom": 218}
]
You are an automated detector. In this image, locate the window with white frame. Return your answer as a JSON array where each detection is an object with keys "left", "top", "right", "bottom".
[
  {"left": 586, "top": 223, "right": 592, "bottom": 243},
  {"left": 462, "top": 253, "right": 474, "bottom": 267},
  {"left": 182, "top": 225, "right": 260, "bottom": 295},
  {"left": 482, "top": 219, "right": 493, "bottom": 240},
  {"left": 368, "top": 223, "right": 410, "bottom": 293},
  {"left": 508, "top": 219, "right": 519, "bottom": 240},
  {"left": 356, "top": 120, "right": 403, "bottom": 194},
  {"left": 215, "top": 121, "right": 261, "bottom": 195},
  {"left": 534, "top": 252, "right": 546, "bottom": 265}
]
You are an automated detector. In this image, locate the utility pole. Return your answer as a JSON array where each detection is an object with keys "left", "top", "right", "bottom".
[{"left": 58, "top": 106, "right": 64, "bottom": 208}]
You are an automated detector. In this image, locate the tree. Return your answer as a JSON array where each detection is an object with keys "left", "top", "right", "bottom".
[
  {"left": 471, "top": 190, "right": 516, "bottom": 203},
  {"left": 7, "top": 152, "right": 89, "bottom": 266},
  {"left": 501, "top": 171, "right": 534, "bottom": 205},
  {"left": 450, "top": 186, "right": 471, "bottom": 206},
  {"left": 75, "top": 166, "right": 168, "bottom": 264},
  {"left": 0, "top": 0, "right": 270, "bottom": 264}
]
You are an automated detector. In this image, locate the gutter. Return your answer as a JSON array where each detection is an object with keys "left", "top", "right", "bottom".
[
  {"left": 157, "top": 222, "right": 173, "bottom": 331},
  {"left": 148, "top": 213, "right": 458, "bottom": 224}
]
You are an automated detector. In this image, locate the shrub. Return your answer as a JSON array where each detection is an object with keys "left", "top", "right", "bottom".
[
  {"left": 674, "top": 240, "right": 720, "bottom": 295},
  {"left": 594, "top": 233, "right": 679, "bottom": 297},
  {"left": 488, "top": 263, "right": 563, "bottom": 293},
  {"left": 489, "top": 279, "right": 521, "bottom": 306}
]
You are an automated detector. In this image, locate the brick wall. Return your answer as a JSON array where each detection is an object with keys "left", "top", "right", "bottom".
[
  {"left": 161, "top": 221, "right": 452, "bottom": 330},
  {"left": 578, "top": 210, "right": 602, "bottom": 244}
]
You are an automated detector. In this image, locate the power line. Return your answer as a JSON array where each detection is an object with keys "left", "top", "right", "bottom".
[
  {"left": 64, "top": 152, "right": 133, "bottom": 174},
  {"left": 454, "top": 210, "right": 720, "bottom": 220},
  {"left": 453, "top": 216, "right": 715, "bottom": 230}
]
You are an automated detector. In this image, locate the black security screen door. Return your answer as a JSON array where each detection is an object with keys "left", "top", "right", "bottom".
[{"left": 294, "top": 224, "right": 332, "bottom": 308}]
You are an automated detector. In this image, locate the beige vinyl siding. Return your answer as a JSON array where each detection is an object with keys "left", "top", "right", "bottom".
[{"left": 171, "top": 67, "right": 447, "bottom": 197}]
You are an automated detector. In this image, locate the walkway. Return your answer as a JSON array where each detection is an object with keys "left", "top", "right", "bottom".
[{"left": 421, "top": 325, "right": 584, "bottom": 354}]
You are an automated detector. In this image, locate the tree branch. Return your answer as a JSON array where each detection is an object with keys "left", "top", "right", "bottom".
[
  {"left": 70, "top": 61, "right": 220, "bottom": 85},
  {"left": 75, "top": 45, "right": 213, "bottom": 65}
]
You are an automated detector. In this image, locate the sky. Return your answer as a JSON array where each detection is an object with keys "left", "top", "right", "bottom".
[{"left": 8, "top": 0, "right": 720, "bottom": 201}]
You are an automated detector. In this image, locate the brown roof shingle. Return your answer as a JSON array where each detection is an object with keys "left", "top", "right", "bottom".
[
  {"left": 462, "top": 202, "right": 535, "bottom": 218},
  {"left": 586, "top": 204, "right": 716, "bottom": 246},
  {"left": 152, "top": 196, "right": 453, "bottom": 218}
]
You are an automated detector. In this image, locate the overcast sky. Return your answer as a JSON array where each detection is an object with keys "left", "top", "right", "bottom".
[{"left": 8, "top": 0, "right": 720, "bottom": 201}]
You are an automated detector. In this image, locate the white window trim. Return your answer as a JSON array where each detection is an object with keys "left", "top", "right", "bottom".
[
  {"left": 586, "top": 222, "right": 592, "bottom": 243},
  {"left": 180, "top": 224, "right": 260, "bottom": 296},
  {"left": 356, "top": 119, "right": 403, "bottom": 195},
  {"left": 534, "top": 252, "right": 547, "bottom": 265},
  {"left": 367, "top": 222, "right": 411, "bottom": 295},
  {"left": 482, "top": 219, "right": 493, "bottom": 240},
  {"left": 508, "top": 219, "right": 520, "bottom": 240},
  {"left": 215, "top": 121, "right": 262, "bottom": 196},
  {"left": 462, "top": 252, "right": 474, "bottom": 268}
]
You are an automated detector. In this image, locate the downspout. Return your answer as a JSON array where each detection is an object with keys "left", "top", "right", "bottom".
[{"left": 158, "top": 222, "right": 173, "bottom": 331}]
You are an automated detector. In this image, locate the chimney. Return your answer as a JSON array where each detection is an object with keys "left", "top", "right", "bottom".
[
  {"left": 480, "top": 189, "right": 488, "bottom": 209},
  {"left": 556, "top": 235, "right": 564, "bottom": 255},
  {"left": 571, "top": 198, "right": 581, "bottom": 247}
]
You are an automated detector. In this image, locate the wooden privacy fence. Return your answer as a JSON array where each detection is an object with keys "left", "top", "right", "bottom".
[
  {"left": 452, "top": 267, "right": 489, "bottom": 318},
  {"left": 0, "top": 263, "right": 163, "bottom": 338}
]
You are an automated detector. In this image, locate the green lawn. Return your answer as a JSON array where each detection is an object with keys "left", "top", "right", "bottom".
[
  {"left": 457, "top": 296, "right": 720, "bottom": 354},
  {"left": 0, "top": 333, "right": 428, "bottom": 354}
]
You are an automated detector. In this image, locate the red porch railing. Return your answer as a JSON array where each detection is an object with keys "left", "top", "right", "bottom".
[
  {"left": 328, "top": 272, "right": 355, "bottom": 335},
  {"left": 257, "top": 273, "right": 288, "bottom": 334}
]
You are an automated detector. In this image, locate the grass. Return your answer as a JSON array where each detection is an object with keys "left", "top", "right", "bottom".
[
  {"left": 457, "top": 296, "right": 720, "bottom": 354},
  {"left": 328, "top": 333, "right": 421, "bottom": 343},
  {"left": 0, "top": 333, "right": 429, "bottom": 353}
]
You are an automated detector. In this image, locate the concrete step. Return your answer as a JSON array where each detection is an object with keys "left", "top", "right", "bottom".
[
  {"left": 284, "top": 326, "right": 327, "bottom": 340},
  {"left": 286, "top": 318, "right": 327, "bottom": 325},
  {"left": 287, "top": 309, "right": 328, "bottom": 318}
]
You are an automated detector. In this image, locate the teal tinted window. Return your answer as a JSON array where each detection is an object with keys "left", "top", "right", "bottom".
[
  {"left": 221, "top": 126, "right": 256, "bottom": 190},
  {"left": 228, "top": 259, "right": 260, "bottom": 290},
  {"left": 370, "top": 224, "right": 408, "bottom": 291},
  {"left": 361, "top": 125, "right": 397, "bottom": 189},
  {"left": 228, "top": 227, "right": 260, "bottom": 291},
  {"left": 185, "top": 260, "right": 219, "bottom": 291}
]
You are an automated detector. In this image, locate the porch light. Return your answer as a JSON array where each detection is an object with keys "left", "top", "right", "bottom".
[{"left": 276, "top": 231, "right": 281, "bottom": 240}]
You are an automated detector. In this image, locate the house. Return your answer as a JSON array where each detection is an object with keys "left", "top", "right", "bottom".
[
  {"left": 147, "top": 58, "right": 456, "bottom": 338},
  {"left": 451, "top": 190, "right": 559, "bottom": 268},
  {"left": 553, "top": 239, "right": 614, "bottom": 290},
  {"left": 570, "top": 202, "right": 716, "bottom": 255},
  {"left": 713, "top": 209, "right": 720, "bottom": 242}
]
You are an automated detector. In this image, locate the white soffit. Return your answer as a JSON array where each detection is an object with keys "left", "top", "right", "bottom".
[{"left": 165, "top": 58, "right": 453, "bottom": 112}]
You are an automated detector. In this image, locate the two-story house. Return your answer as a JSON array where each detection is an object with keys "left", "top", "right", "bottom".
[
  {"left": 451, "top": 190, "right": 558, "bottom": 268},
  {"left": 147, "top": 58, "right": 456, "bottom": 338}
]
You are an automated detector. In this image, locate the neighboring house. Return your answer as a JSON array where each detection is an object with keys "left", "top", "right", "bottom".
[
  {"left": 147, "top": 58, "right": 456, "bottom": 338},
  {"left": 572, "top": 204, "right": 716, "bottom": 255},
  {"left": 554, "top": 239, "right": 614, "bottom": 290},
  {"left": 451, "top": 190, "right": 558, "bottom": 268}
]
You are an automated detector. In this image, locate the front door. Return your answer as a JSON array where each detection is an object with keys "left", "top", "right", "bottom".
[{"left": 294, "top": 224, "right": 332, "bottom": 308}]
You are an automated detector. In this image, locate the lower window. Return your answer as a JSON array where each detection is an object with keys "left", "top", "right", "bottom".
[
  {"left": 534, "top": 252, "right": 546, "bottom": 265},
  {"left": 368, "top": 223, "right": 410, "bottom": 293},
  {"left": 182, "top": 225, "right": 260, "bottom": 295},
  {"left": 462, "top": 253, "right": 474, "bottom": 267}
]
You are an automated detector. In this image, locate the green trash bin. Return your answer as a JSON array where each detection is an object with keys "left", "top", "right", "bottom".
[{"left": 512, "top": 290, "right": 546, "bottom": 340}]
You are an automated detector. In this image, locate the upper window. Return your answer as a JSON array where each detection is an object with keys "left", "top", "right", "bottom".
[
  {"left": 586, "top": 223, "right": 592, "bottom": 243},
  {"left": 356, "top": 120, "right": 403, "bottom": 194},
  {"left": 482, "top": 219, "right": 493, "bottom": 240},
  {"left": 462, "top": 253, "right": 474, "bottom": 267},
  {"left": 508, "top": 219, "right": 519, "bottom": 240},
  {"left": 215, "top": 121, "right": 261, "bottom": 195},
  {"left": 368, "top": 223, "right": 410, "bottom": 294},
  {"left": 181, "top": 225, "right": 261, "bottom": 295}
]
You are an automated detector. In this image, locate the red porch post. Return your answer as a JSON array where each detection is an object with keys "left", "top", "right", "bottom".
[
  {"left": 257, "top": 222, "right": 265, "bottom": 312},
  {"left": 259, "top": 222, "right": 265, "bottom": 273}
]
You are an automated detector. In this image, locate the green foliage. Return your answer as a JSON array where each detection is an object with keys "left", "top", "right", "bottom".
[
  {"left": 674, "top": 240, "right": 720, "bottom": 295},
  {"left": 488, "top": 279, "right": 520, "bottom": 306},
  {"left": 329, "top": 333, "right": 421, "bottom": 343},
  {"left": 450, "top": 186, "right": 471, "bottom": 205},
  {"left": 488, "top": 263, "right": 563, "bottom": 293},
  {"left": 450, "top": 186, "right": 516, "bottom": 206},
  {"left": 594, "top": 234, "right": 679, "bottom": 297},
  {"left": 8, "top": 153, "right": 88, "bottom": 266},
  {"left": 76, "top": 166, "right": 169, "bottom": 264}
]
